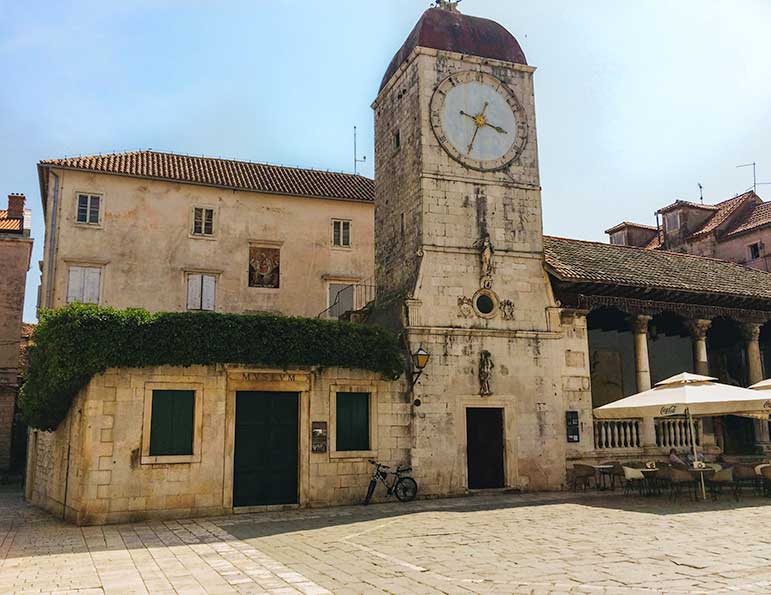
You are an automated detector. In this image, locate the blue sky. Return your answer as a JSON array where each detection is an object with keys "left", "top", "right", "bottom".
[{"left": 2, "top": 0, "right": 770, "bottom": 322}]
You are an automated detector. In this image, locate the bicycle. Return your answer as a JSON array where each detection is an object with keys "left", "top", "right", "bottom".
[{"left": 364, "top": 460, "right": 418, "bottom": 505}]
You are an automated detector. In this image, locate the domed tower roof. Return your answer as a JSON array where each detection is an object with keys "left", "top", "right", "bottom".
[{"left": 379, "top": 6, "right": 527, "bottom": 92}]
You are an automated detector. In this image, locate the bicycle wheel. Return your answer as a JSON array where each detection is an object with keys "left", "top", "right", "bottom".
[
  {"left": 394, "top": 477, "right": 418, "bottom": 502},
  {"left": 364, "top": 479, "right": 377, "bottom": 505}
]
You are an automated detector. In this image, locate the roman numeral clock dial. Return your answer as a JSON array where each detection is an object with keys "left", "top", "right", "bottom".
[{"left": 430, "top": 71, "right": 528, "bottom": 171}]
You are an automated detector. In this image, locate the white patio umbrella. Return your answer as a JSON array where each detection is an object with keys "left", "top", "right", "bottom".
[{"left": 594, "top": 372, "right": 771, "bottom": 499}]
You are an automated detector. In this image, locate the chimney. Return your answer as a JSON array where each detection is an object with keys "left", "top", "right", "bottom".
[{"left": 7, "top": 193, "right": 25, "bottom": 219}]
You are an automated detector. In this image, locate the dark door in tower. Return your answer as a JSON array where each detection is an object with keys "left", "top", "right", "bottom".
[
  {"left": 466, "top": 407, "right": 505, "bottom": 489},
  {"left": 233, "top": 391, "right": 298, "bottom": 507}
]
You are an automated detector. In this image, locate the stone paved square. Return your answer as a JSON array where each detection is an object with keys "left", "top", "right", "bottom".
[{"left": 3, "top": 486, "right": 771, "bottom": 593}]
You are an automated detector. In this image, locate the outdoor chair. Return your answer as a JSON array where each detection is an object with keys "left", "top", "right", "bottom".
[
  {"left": 707, "top": 467, "right": 739, "bottom": 501},
  {"left": 571, "top": 464, "right": 595, "bottom": 491},
  {"left": 622, "top": 466, "right": 645, "bottom": 496},
  {"left": 655, "top": 465, "right": 673, "bottom": 492},
  {"left": 733, "top": 464, "right": 761, "bottom": 496},
  {"left": 761, "top": 465, "right": 771, "bottom": 497},
  {"left": 601, "top": 461, "right": 624, "bottom": 490},
  {"left": 669, "top": 467, "right": 697, "bottom": 502}
]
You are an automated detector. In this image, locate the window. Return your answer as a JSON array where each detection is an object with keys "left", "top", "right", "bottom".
[
  {"left": 400, "top": 212, "right": 405, "bottom": 236},
  {"left": 187, "top": 273, "right": 216, "bottom": 311},
  {"left": 328, "top": 283, "right": 355, "bottom": 318},
  {"left": 192, "top": 207, "right": 215, "bottom": 236},
  {"left": 749, "top": 242, "right": 762, "bottom": 260},
  {"left": 332, "top": 219, "right": 351, "bottom": 247},
  {"left": 148, "top": 390, "right": 195, "bottom": 456},
  {"left": 393, "top": 130, "right": 401, "bottom": 151},
  {"left": 664, "top": 211, "right": 680, "bottom": 232},
  {"left": 67, "top": 266, "right": 101, "bottom": 304},
  {"left": 336, "top": 392, "right": 370, "bottom": 451},
  {"left": 76, "top": 193, "right": 101, "bottom": 225}
]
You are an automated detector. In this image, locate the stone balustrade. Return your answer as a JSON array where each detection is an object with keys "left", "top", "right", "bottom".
[
  {"left": 655, "top": 418, "right": 700, "bottom": 449},
  {"left": 593, "top": 418, "right": 642, "bottom": 449}
]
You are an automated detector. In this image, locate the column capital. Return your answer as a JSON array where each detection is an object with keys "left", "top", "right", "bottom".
[
  {"left": 687, "top": 318, "right": 712, "bottom": 340},
  {"left": 740, "top": 321, "right": 762, "bottom": 343},
  {"left": 630, "top": 314, "right": 652, "bottom": 335}
]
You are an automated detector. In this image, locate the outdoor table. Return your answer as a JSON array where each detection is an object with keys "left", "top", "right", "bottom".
[
  {"left": 640, "top": 468, "right": 660, "bottom": 496},
  {"left": 688, "top": 467, "right": 715, "bottom": 500},
  {"left": 591, "top": 464, "right": 615, "bottom": 491}
]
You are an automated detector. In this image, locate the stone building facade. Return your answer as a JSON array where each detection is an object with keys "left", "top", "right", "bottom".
[
  {"left": 0, "top": 194, "right": 32, "bottom": 473},
  {"left": 26, "top": 364, "right": 408, "bottom": 525},
  {"left": 37, "top": 152, "right": 375, "bottom": 319}
]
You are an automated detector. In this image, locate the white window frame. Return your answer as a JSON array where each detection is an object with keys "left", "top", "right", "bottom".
[
  {"left": 190, "top": 206, "right": 218, "bottom": 239},
  {"left": 328, "top": 383, "right": 378, "bottom": 460},
  {"left": 331, "top": 219, "right": 352, "bottom": 248},
  {"left": 140, "top": 381, "right": 204, "bottom": 465},
  {"left": 74, "top": 192, "right": 102, "bottom": 226},
  {"left": 186, "top": 272, "right": 217, "bottom": 311},
  {"left": 66, "top": 264, "right": 103, "bottom": 304}
]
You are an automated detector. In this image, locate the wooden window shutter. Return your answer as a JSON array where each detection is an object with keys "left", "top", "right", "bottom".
[
  {"left": 149, "top": 390, "right": 195, "bottom": 456},
  {"left": 67, "top": 266, "right": 84, "bottom": 303},
  {"left": 201, "top": 275, "right": 216, "bottom": 311},
  {"left": 187, "top": 274, "right": 202, "bottom": 309},
  {"left": 336, "top": 392, "right": 370, "bottom": 451},
  {"left": 82, "top": 268, "right": 101, "bottom": 304}
]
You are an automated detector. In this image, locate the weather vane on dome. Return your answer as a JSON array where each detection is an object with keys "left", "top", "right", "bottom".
[{"left": 434, "top": 0, "right": 461, "bottom": 12}]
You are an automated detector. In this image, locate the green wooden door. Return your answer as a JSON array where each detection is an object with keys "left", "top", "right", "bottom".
[{"left": 233, "top": 391, "right": 299, "bottom": 507}]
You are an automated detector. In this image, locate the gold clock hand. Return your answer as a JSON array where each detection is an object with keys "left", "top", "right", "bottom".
[
  {"left": 467, "top": 126, "right": 480, "bottom": 155},
  {"left": 484, "top": 122, "right": 508, "bottom": 134}
]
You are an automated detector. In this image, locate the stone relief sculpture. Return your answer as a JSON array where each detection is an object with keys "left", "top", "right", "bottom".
[
  {"left": 500, "top": 299, "right": 515, "bottom": 320},
  {"left": 458, "top": 296, "right": 473, "bottom": 318},
  {"left": 479, "top": 234, "right": 494, "bottom": 289},
  {"left": 479, "top": 350, "right": 494, "bottom": 396}
]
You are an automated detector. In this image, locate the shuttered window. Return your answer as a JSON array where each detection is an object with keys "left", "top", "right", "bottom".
[
  {"left": 67, "top": 266, "right": 101, "bottom": 304},
  {"left": 336, "top": 392, "right": 370, "bottom": 451},
  {"left": 149, "top": 390, "right": 195, "bottom": 456},
  {"left": 187, "top": 273, "right": 216, "bottom": 310}
]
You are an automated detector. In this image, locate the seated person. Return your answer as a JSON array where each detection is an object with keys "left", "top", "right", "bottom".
[
  {"left": 669, "top": 448, "right": 688, "bottom": 467},
  {"left": 687, "top": 451, "right": 704, "bottom": 464}
]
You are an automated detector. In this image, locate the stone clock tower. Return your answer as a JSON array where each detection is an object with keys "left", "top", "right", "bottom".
[{"left": 373, "top": 4, "right": 572, "bottom": 493}]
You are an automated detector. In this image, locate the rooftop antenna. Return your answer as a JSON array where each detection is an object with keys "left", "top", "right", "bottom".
[
  {"left": 698, "top": 182, "right": 703, "bottom": 204},
  {"left": 737, "top": 162, "right": 757, "bottom": 193},
  {"left": 353, "top": 126, "right": 366, "bottom": 175}
]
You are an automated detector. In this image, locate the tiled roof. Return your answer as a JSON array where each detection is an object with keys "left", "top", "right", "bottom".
[
  {"left": 688, "top": 193, "right": 754, "bottom": 239},
  {"left": 0, "top": 210, "right": 22, "bottom": 232},
  {"left": 544, "top": 235, "right": 771, "bottom": 301},
  {"left": 604, "top": 221, "right": 657, "bottom": 234},
  {"left": 657, "top": 200, "right": 718, "bottom": 214},
  {"left": 40, "top": 150, "right": 375, "bottom": 203},
  {"left": 725, "top": 201, "right": 771, "bottom": 237}
]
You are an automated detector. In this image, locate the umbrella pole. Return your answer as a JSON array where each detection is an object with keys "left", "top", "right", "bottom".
[{"left": 687, "top": 409, "right": 706, "bottom": 500}]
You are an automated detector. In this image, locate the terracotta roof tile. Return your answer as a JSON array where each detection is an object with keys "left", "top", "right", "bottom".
[
  {"left": 544, "top": 235, "right": 771, "bottom": 301},
  {"left": 688, "top": 192, "right": 755, "bottom": 239},
  {"left": 604, "top": 221, "right": 657, "bottom": 234},
  {"left": 40, "top": 150, "right": 374, "bottom": 203},
  {"left": 0, "top": 210, "right": 22, "bottom": 232},
  {"left": 725, "top": 201, "right": 771, "bottom": 237}
]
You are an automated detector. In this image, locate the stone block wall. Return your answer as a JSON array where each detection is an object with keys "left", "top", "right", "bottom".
[{"left": 26, "top": 364, "right": 410, "bottom": 525}]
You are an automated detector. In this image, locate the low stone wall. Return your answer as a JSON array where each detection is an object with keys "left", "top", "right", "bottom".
[{"left": 26, "top": 364, "right": 409, "bottom": 525}]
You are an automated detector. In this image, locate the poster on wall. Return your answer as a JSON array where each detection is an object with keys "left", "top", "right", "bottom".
[
  {"left": 312, "top": 421, "right": 328, "bottom": 453},
  {"left": 249, "top": 246, "right": 280, "bottom": 288}
]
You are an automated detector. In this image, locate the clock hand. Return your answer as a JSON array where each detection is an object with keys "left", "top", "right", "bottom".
[
  {"left": 484, "top": 122, "right": 508, "bottom": 134},
  {"left": 467, "top": 126, "right": 480, "bottom": 155}
]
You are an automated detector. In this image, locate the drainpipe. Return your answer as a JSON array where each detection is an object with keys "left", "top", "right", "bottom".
[{"left": 45, "top": 170, "right": 60, "bottom": 309}]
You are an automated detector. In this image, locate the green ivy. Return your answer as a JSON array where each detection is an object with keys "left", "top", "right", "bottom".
[{"left": 19, "top": 304, "right": 405, "bottom": 431}]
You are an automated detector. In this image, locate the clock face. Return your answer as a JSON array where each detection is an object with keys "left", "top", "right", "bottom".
[{"left": 429, "top": 71, "right": 528, "bottom": 172}]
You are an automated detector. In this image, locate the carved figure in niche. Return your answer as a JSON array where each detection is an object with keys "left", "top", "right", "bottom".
[
  {"left": 480, "top": 234, "right": 494, "bottom": 279},
  {"left": 249, "top": 247, "right": 280, "bottom": 288},
  {"left": 479, "top": 350, "right": 494, "bottom": 396},
  {"left": 458, "top": 296, "right": 473, "bottom": 318},
  {"left": 500, "top": 299, "right": 515, "bottom": 320}
]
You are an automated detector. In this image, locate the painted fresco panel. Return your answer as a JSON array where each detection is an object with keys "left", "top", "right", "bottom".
[{"left": 249, "top": 247, "right": 280, "bottom": 288}]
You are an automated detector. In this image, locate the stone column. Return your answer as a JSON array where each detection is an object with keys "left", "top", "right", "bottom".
[
  {"left": 687, "top": 319, "right": 712, "bottom": 376},
  {"left": 742, "top": 322, "right": 770, "bottom": 444},
  {"left": 631, "top": 314, "right": 656, "bottom": 448}
]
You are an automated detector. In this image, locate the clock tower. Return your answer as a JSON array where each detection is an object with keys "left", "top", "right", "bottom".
[{"left": 373, "top": 5, "right": 571, "bottom": 493}]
